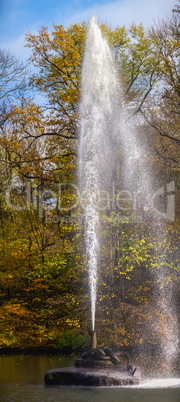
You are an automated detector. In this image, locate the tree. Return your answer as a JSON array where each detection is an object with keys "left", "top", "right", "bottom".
[
  {"left": 0, "top": 16, "right": 179, "bottom": 349},
  {"left": 0, "top": 48, "right": 28, "bottom": 126},
  {"left": 25, "top": 23, "right": 86, "bottom": 141},
  {"left": 144, "top": 11, "right": 180, "bottom": 147}
]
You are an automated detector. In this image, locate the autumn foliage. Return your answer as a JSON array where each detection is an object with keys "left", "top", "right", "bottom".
[{"left": 0, "top": 11, "right": 179, "bottom": 350}]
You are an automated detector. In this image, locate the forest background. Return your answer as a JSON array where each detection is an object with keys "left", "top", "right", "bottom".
[{"left": 0, "top": 5, "right": 179, "bottom": 351}]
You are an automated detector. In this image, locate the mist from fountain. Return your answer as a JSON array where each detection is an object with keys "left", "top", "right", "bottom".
[{"left": 78, "top": 17, "right": 178, "bottom": 370}]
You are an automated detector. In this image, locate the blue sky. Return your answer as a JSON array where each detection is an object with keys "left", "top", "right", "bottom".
[{"left": 0, "top": 0, "right": 175, "bottom": 61}]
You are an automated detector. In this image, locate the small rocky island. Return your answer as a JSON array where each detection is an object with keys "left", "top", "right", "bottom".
[{"left": 44, "top": 330, "right": 140, "bottom": 386}]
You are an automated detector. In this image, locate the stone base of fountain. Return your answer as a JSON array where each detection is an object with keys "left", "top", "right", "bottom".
[
  {"left": 44, "top": 365, "right": 140, "bottom": 386},
  {"left": 44, "top": 347, "right": 141, "bottom": 386}
]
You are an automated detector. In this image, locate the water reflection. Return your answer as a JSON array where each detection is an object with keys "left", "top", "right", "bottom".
[{"left": 0, "top": 354, "right": 75, "bottom": 384}]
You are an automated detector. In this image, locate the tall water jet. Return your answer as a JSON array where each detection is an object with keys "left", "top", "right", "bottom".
[{"left": 78, "top": 16, "right": 121, "bottom": 331}]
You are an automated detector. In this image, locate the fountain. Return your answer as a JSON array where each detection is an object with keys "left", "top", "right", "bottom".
[
  {"left": 44, "top": 17, "right": 178, "bottom": 387},
  {"left": 78, "top": 16, "right": 120, "bottom": 333},
  {"left": 44, "top": 17, "right": 140, "bottom": 386}
]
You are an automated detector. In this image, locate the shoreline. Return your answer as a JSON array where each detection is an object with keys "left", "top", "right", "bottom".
[
  {"left": 0, "top": 343, "right": 162, "bottom": 356},
  {"left": 0, "top": 346, "right": 74, "bottom": 356}
]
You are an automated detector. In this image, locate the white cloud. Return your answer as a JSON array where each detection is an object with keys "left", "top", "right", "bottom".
[{"left": 65, "top": 0, "right": 175, "bottom": 28}]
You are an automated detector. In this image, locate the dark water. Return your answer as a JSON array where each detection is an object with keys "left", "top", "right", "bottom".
[{"left": 0, "top": 354, "right": 179, "bottom": 402}]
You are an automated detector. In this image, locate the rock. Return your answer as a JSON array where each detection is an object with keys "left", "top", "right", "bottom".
[
  {"left": 104, "top": 348, "right": 121, "bottom": 365},
  {"left": 82, "top": 349, "right": 103, "bottom": 360},
  {"left": 44, "top": 344, "right": 140, "bottom": 387},
  {"left": 96, "top": 347, "right": 106, "bottom": 356},
  {"left": 75, "top": 358, "right": 114, "bottom": 368},
  {"left": 82, "top": 348, "right": 111, "bottom": 361},
  {"left": 44, "top": 366, "right": 141, "bottom": 386},
  {"left": 77, "top": 347, "right": 137, "bottom": 373},
  {"left": 117, "top": 352, "right": 130, "bottom": 368}
]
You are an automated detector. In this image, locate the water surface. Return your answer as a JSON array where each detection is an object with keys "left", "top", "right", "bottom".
[{"left": 0, "top": 355, "right": 179, "bottom": 401}]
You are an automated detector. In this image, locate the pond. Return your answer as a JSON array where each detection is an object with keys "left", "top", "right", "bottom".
[{"left": 0, "top": 354, "right": 179, "bottom": 402}]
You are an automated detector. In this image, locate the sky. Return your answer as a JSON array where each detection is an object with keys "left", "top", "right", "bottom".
[{"left": 0, "top": 0, "right": 176, "bottom": 61}]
